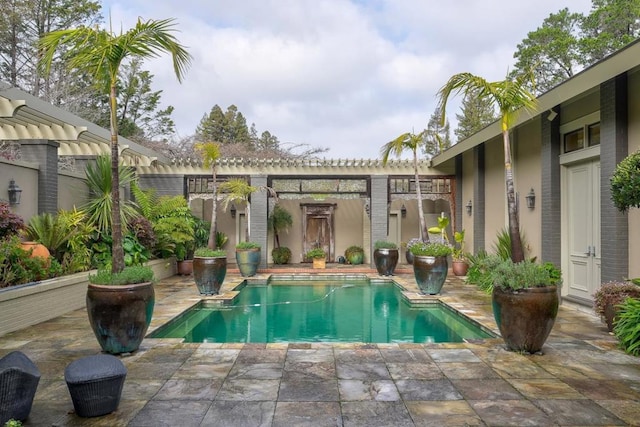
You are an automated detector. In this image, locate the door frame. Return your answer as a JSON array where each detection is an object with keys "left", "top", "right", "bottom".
[{"left": 301, "top": 204, "right": 336, "bottom": 262}]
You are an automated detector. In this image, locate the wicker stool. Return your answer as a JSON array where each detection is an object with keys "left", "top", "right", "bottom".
[
  {"left": 0, "top": 351, "right": 41, "bottom": 424},
  {"left": 64, "top": 354, "right": 127, "bottom": 417}
]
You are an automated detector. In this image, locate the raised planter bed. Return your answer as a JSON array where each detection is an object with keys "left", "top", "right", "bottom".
[{"left": 0, "top": 258, "right": 176, "bottom": 337}]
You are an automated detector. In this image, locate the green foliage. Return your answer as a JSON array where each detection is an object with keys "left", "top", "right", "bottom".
[
  {"left": 236, "top": 241, "right": 260, "bottom": 250},
  {"left": 4, "top": 419, "right": 23, "bottom": 427},
  {"left": 594, "top": 281, "right": 640, "bottom": 317},
  {"left": 194, "top": 247, "right": 226, "bottom": 257},
  {"left": 424, "top": 108, "right": 451, "bottom": 158},
  {"left": 129, "top": 217, "right": 157, "bottom": 250},
  {"left": 452, "top": 230, "right": 466, "bottom": 260},
  {"left": 490, "top": 259, "right": 557, "bottom": 291},
  {"left": 492, "top": 228, "right": 531, "bottom": 261},
  {"left": 83, "top": 155, "right": 139, "bottom": 234},
  {"left": 611, "top": 150, "right": 640, "bottom": 212},
  {"left": 89, "top": 265, "right": 154, "bottom": 286},
  {"left": 374, "top": 240, "right": 398, "bottom": 250},
  {"left": 272, "top": 246, "right": 291, "bottom": 264},
  {"left": 306, "top": 248, "right": 326, "bottom": 259},
  {"left": 215, "top": 231, "right": 228, "bottom": 250},
  {"left": 613, "top": 297, "right": 640, "bottom": 356},
  {"left": 344, "top": 245, "right": 364, "bottom": 264},
  {"left": 268, "top": 204, "right": 293, "bottom": 249},
  {"left": 427, "top": 216, "right": 450, "bottom": 244},
  {"left": 194, "top": 218, "right": 211, "bottom": 248},
  {"left": 90, "top": 234, "right": 150, "bottom": 269},
  {"left": 0, "top": 201, "right": 25, "bottom": 239},
  {"left": 465, "top": 251, "right": 502, "bottom": 294},
  {"left": 122, "top": 235, "right": 150, "bottom": 266},
  {"left": 153, "top": 216, "right": 195, "bottom": 259},
  {"left": 455, "top": 88, "right": 497, "bottom": 141},
  {"left": 410, "top": 242, "right": 453, "bottom": 257},
  {"left": 0, "top": 236, "right": 62, "bottom": 287}
]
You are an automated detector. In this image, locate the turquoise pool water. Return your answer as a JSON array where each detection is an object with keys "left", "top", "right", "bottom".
[{"left": 149, "top": 277, "right": 493, "bottom": 343}]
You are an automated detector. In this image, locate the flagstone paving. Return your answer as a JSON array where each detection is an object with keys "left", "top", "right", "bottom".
[{"left": 1, "top": 271, "right": 639, "bottom": 426}]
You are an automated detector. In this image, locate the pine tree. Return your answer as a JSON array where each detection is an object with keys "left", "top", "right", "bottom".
[
  {"left": 454, "top": 89, "right": 497, "bottom": 141},
  {"left": 424, "top": 109, "right": 451, "bottom": 158}
]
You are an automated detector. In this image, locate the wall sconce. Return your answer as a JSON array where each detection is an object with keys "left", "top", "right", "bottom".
[
  {"left": 364, "top": 200, "right": 370, "bottom": 218},
  {"left": 525, "top": 188, "right": 535, "bottom": 210},
  {"left": 466, "top": 200, "right": 472, "bottom": 216},
  {"left": 400, "top": 204, "right": 407, "bottom": 218},
  {"left": 230, "top": 203, "right": 237, "bottom": 218},
  {"left": 7, "top": 179, "right": 22, "bottom": 205}
]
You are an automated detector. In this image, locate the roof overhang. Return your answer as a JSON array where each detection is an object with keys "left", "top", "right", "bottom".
[
  {"left": 431, "top": 38, "right": 640, "bottom": 167},
  {"left": 0, "top": 82, "right": 170, "bottom": 166}
]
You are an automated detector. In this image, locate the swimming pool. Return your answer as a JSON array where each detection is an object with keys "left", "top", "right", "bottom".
[{"left": 149, "top": 276, "right": 493, "bottom": 344}]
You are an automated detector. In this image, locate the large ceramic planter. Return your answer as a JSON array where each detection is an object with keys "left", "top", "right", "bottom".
[
  {"left": 86, "top": 282, "right": 155, "bottom": 354},
  {"left": 177, "top": 259, "right": 193, "bottom": 276},
  {"left": 236, "top": 248, "right": 261, "bottom": 277},
  {"left": 193, "top": 256, "right": 227, "bottom": 295},
  {"left": 413, "top": 255, "right": 448, "bottom": 295},
  {"left": 492, "top": 286, "right": 559, "bottom": 353},
  {"left": 405, "top": 250, "right": 414, "bottom": 265},
  {"left": 452, "top": 260, "right": 469, "bottom": 276},
  {"left": 374, "top": 248, "right": 398, "bottom": 276},
  {"left": 346, "top": 251, "right": 364, "bottom": 265}
]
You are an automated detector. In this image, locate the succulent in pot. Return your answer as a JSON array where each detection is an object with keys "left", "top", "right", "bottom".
[
  {"left": 489, "top": 259, "right": 561, "bottom": 353},
  {"left": 410, "top": 242, "right": 452, "bottom": 295},
  {"left": 373, "top": 240, "right": 398, "bottom": 276},
  {"left": 86, "top": 265, "right": 155, "bottom": 354}
]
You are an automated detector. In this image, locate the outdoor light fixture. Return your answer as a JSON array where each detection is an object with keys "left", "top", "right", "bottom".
[
  {"left": 230, "top": 203, "right": 237, "bottom": 218},
  {"left": 525, "top": 188, "right": 536, "bottom": 210},
  {"left": 401, "top": 204, "right": 407, "bottom": 218},
  {"left": 466, "top": 200, "right": 472, "bottom": 216},
  {"left": 364, "top": 200, "right": 370, "bottom": 218},
  {"left": 7, "top": 179, "right": 21, "bottom": 205},
  {"left": 547, "top": 109, "right": 558, "bottom": 122}
]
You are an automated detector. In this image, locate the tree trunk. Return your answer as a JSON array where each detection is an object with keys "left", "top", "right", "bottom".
[
  {"left": 414, "top": 150, "right": 430, "bottom": 242},
  {"left": 503, "top": 130, "right": 524, "bottom": 263},
  {"left": 208, "top": 166, "right": 218, "bottom": 249},
  {"left": 110, "top": 83, "right": 125, "bottom": 273}
]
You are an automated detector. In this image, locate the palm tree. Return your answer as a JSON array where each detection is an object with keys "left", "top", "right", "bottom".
[
  {"left": 380, "top": 132, "right": 430, "bottom": 242},
  {"left": 268, "top": 204, "right": 293, "bottom": 248},
  {"left": 39, "top": 18, "right": 192, "bottom": 273},
  {"left": 194, "top": 142, "right": 222, "bottom": 250},
  {"left": 437, "top": 71, "right": 537, "bottom": 263}
]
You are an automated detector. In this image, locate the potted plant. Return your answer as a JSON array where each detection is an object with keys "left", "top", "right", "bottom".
[
  {"left": 593, "top": 281, "right": 640, "bottom": 332},
  {"left": 235, "top": 241, "right": 261, "bottom": 277},
  {"left": 410, "top": 241, "right": 452, "bottom": 295},
  {"left": 193, "top": 247, "right": 227, "bottom": 295},
  {"left": 373, "top": 241, "right": 398, "bottom": 276},
  {"left": 344, "top": 245, "right": 364, "bottom": 265},
  {"left": 86, "top": 265, "right": 155, "bottom": 354},
  {"left": 268, "top": 204, "right": 292, "bottom": 265},
  {"left": 451, "top": 230, "right": 469, "bottom": 276},
  {"left": 306, "top": 248, "right": 327, "bottom": 269},
  {"left": 489, "top": 259, "right": 561, "bottom": 353}
]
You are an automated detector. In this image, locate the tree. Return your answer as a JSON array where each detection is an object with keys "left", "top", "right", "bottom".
[
  {"left": 455, "top": 88, "right": 497, "bottom": 141},
  {"left": 511, "top": 8, "right": 582, "bottom": 94},
  {"left": 424, "top": 109, "right": 451, "bottom": 158},
  {"left": 380, "top": 132, "right": 430, "bottom": 243},
  {"left": 194, "top": 142, "right": 222, "bottom": 249},
  {"left": 39, "top": 17, "right": 192, "bottom": 273},
  {"left": 437, "top": 71, "right": 537, "bottom": 263},
  {"left": 268, "top": 204, "right": 293, "bottom": 249},
  {"left": 0, "top": 0, "right": 102, "bottom": 99},
  {"left": 196, "top": 104, "right": 252, "bottom": 145},
  {"left": 579, "top": 0, "right": 640, "bottom": 65}
]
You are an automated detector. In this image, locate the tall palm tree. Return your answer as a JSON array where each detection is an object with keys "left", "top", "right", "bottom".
[
  {"left": 39, "top": 18, "right": 192, "bottom": 273},
  {"left": 381, "top": 132, "right": 430, "bottom": 242},
  {"left": 194, "top": 142, "right": 222, "bottom": 249},
  {"left": 437, "top": 71, "right": 537, "bottom": 263}
]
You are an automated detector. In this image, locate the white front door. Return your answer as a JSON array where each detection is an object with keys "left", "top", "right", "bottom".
[{"left": 564, "top": 160, "right": 601, "bottom": 302}]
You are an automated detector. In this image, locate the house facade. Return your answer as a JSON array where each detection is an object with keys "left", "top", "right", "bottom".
[{"left": 1, "top": 39, "right": 639, "bottom": 306}]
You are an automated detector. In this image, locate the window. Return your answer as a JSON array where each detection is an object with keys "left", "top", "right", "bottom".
[{"left": 563, "top": 122, "right": 600, "bottom": 154}]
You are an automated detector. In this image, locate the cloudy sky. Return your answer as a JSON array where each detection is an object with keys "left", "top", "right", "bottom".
[{"left": 102, "top": 0, "right": 593, "bottom": 159}]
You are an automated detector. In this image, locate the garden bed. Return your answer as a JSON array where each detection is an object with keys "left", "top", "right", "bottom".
[{"left": 0, "top": 258, "right": 176, "bottom": 336}]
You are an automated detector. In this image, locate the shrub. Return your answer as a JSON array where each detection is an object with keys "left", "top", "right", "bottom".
[
  {"left": 0, "top": 236, "right": 62, "bottom": 287},
  {"left": 465, "top": 251, "right": 502, "bottom": 294},
  {"left": 236, "top": 241, "right": 260, "bottom": 250},
  {"left": 611, "top": 150, "right": 640, "bottom": 212},
  {"left": 0, "top": 201, "right": 25, "bottom": 240},
  {"left": 306, "top": 248, "right": 326, "bottom": 259},
  {"left": 374, "top": 240, "right": 397, "bottom": 250},
  {"left": 89, "top": 265, "right": 154, "bottom": 286},
  {"left": 129, "top": 216, "right": 157, "bottom": 250},
  {"left": 194, "top": 247, "right": 227, "bottom": 257},
  {"left": 594, "top": 281, "right": 640, "bottom": 317},
  {"left": 490, "top": 259, "right": 555, "bottom": 291},
  {"left": 613, "top": 297, "right": 640, "bottom": 356},
  {"left": 409, "top": 242, "right": 452, "bottom": 257},
  {"left": 272, "top": 247, "right": 291, "bottom": 264}
]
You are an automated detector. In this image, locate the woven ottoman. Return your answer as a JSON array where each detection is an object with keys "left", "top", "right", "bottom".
[
  {"left": 64, "top": 354, "right": 127, "bottom": 417},
  {"left": 0, "top": 351, "right": 41, "bottom": 424}
]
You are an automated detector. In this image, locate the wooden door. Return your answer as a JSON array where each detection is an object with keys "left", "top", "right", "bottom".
[{"left": 302, "top": 204, "right": 336, "bottom": 262}]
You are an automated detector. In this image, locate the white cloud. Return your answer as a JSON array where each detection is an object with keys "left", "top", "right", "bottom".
[{"left": 102, "top": 0, "right": 593, "bottom": 158}]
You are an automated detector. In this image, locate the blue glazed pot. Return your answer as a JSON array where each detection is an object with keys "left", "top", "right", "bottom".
[
  {"left": 193, "top": 256, "right": 227, "bottom": 295},
  {"left": 236, "top": 248, "right": 261, "bottom": 277},
  {"left": 413, "top": 255, "right": 448, "bottom": 295}
]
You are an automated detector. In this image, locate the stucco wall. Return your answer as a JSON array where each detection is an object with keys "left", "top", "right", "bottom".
[
  {"left": 561, "top": 90, "right": 599, "bottom": 125},
  {"left": 0, "top": 159, "right": 39, "bottom": 222},
  {"left": 484, "top": 137, "right": 505, "bottom": 249},
  {"left": 462, "top": 150, "right": 475, "bottom": 253},
  {"left": 58, "top": 172, "right": 89, "bottom": 211},
  {"left": 628, "top": 69, "right": 640, "bottom": 278}
]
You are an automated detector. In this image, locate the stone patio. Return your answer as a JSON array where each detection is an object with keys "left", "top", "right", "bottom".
[{"left": 1, "top": 269, "right": 639, "bottom": 426}]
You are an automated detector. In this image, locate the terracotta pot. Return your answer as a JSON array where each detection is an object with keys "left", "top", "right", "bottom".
[
  {"left": 413, "top": 255, "right": 448, "bottom": 295},
  {"left": 235, "top": 248, "right": 260, "bottom": 277},
  {"left": 20, "top": 241, "right": 50, "bottom": 265},
  {"left": 492, "top": 286, "right": 559, "bottom": 353},
  {"left": 374, "top": 248, "right": 398, "bottom": 276},
  {"left": 86, "top": 282, "right": 155, "bottom": 354},
  {"left": 177, "top": 259, "right": 193, "bottom": 275},
  {"left": 193, "top": 256, "right": 227, "bottom": 295},
  {"left": 452, "top": 260, "right": 469, "bottom": 276}
]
